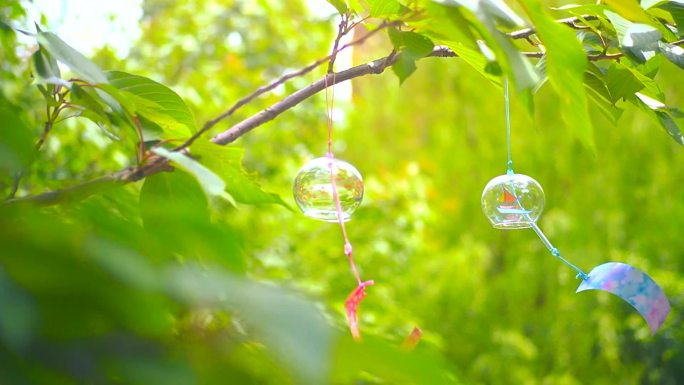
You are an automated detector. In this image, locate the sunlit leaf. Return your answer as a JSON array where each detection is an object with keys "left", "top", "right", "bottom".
[
  {"left": 191, "top": 140, "right": 287, "bottom": 207},
  {"left": 631, "top": 92, "right": 684, "bottom": 144},
  {"left": 326, "top": 0, "right": 348, "bottom": 14},
  {"left": 152, "top": 147, "right": 236, "bottom": 205},
  {"left": 31, "top": 46, "right": 60, "bottom": 82},
  {"left": 107, "top": 71, "right": 197, "bottom": 139},
  {"left": 605, "top": 10, "right": 663, "bottom": 62},
  {"left": 520, "top": 0, "right": 594, "bottom": 149},
  {"left": 368, "top": 0, "right": 403, "bottom": 17},
  {"left": 658, "top": 40, "right": 684, "bottom": 68},
  {"left": 37, "top": 31, "right": 107, "bottom": 83}
]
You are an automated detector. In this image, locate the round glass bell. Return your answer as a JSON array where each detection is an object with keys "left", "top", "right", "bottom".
[
  {"left": 481, "top": 173, "right": 545, "bottom": 229},
  {"left": 293, "top": 156, "right": 364, "bottom": 222}
]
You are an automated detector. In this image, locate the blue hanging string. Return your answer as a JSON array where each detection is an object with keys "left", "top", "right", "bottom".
[
  {"left": 504, "top": 78, "right": 513, "bottom": 175},
  {"left": 503, "top": 77, "right": 588, "bottom": 280}
]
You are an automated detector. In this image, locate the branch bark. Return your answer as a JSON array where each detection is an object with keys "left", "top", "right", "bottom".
[{"left": 210, "top": 46, "right": 544, "bottom": 145}]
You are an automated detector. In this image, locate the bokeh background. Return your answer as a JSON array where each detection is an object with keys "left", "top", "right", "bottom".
[{"left": 1, "top": 0, "right": 683, "bottom": 384}]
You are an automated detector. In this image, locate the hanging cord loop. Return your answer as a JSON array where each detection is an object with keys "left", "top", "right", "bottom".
[{"left": 324, "top": 72, "right": 366, "bottom": 286}]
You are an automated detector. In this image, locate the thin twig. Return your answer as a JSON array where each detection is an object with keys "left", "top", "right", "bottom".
[
  {"left": 175, "top": 19, "right": 398, "bottom": 151},
  {"left": 588, "top": 38, "right": 684, "bottom": 61},
  {"left": 328, "top": 14, "right": 349, "bottom": 73},
  {"left": 211, "top": 47, "right": 546, "bottom": 145}
]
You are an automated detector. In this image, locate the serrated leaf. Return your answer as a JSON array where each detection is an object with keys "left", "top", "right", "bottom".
[
  {"left": 107, "top": 71, "right": 196, "bottom": 140},
  {"left": 37, "top": 32, "right": 107, "bottom": 83},
  {"left": 604, "top": 10, "right": 663, "bottom": 62},
  {"left": 658, "top": 40, "right": 684, "bottom": 68},
  {"left": 152, "top": 147, "right": 236, "bottom": 205},
  {"left": 191, "top": 140, "right": 288, "bottom": 207},
  {"left": 520, "top": 0, "right": 594, "bottom": 149}
]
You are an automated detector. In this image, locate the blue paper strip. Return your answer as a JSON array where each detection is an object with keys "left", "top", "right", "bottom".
[{"left": 577, "top": 262, "right": 670, "bottom": 335}]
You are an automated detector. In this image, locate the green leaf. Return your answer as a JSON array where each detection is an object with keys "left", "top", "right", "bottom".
[
  {"left": 403, "top": 31, "right": 435, "bottom": 57},
  {"left": 661, "top": 3, "right": 684, "bottom": 36},
  {"left": 391, "top": 50, "right": 418, "bottom": 84},
  {"left": 439, "top": 0, "right": 538, "bottom": 91},
  {"left": 368, "top": 0, "right": 402, "bottom": 17},
  {"left": 389, "top": 30, "right": 435, "bottom": 58},
  {"left": 641, "top": 0, "right": 668, "bottom": 10},
  {"left": 479, "top": 0, "right": 526, "bottom": 27},
  {"left": 0, "top": 97, "right": 36, "bottom": 174},
  {"left": 326, "top": 0, "right": 348, "bottom": 14},
  {"left": 191, "top": 140, "right": 288, "bottom": 207},
  {"left": 152, "top": 147, "right": 236, "bottom": 205},
  {"left": 519, "top": 0, "right": 594, "bottom": 149},
  {"left": 37, "top": 31, "right": 107, "bottom": 83},
  {"left": 605, "top": 63, "right": 646, "bottom": 103},
  {"left": 107, "top": 71, "right": 197, "bottom": 139},
  {"left": 168, "top": 265, "right": 332, "bottom": 385},
  {"left": 0, "top": 269, "right": 39, "bottom": 352},
  {"left": 603, "top": 0, "right": 654, "bottom": 23},
  {"left": 631, "top": 92, "right": 684, "bottom": 144},
  {"left": 31, "top": 46, "right": 60, "bottom": 82},
  {"left": 604, "top": 10, "right": 662, "bottom": 62},
  {"left": 658, "top": 41, "right": 684, "bottom": 68}
]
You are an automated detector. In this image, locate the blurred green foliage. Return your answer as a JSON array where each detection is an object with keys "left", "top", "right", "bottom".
[{"left": 1, "top": 0, "right": 684, "bottom": 384}]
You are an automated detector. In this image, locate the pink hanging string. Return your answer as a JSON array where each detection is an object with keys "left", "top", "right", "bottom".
[{"left": 324, "top": 72, "right": 374, "bottom": 341}]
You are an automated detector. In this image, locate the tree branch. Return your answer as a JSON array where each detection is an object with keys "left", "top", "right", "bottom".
[
  {"left": 507, "top": 15, "right": 598, "bottom": 39},
  {"left": 210, "top": 46, "right": 545, "bottom": 145},
  {"left": 176, "top": 20, "right": 399, "bottom": 151},
  {"left": 4, "top": 156, "right": 172, "bottom": 206}
]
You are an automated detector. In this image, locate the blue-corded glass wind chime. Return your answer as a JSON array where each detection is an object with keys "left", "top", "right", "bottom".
[{"left": 481, "top": 79, "right": 671, "bottom": 335}]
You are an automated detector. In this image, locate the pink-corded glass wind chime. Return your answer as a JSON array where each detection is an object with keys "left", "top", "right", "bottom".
[
  {"left": 293, "top": 72, "right": 373, "bottom": 340},
  {"left": 481, "top": 78, "right": 670, "bottom": 335}
]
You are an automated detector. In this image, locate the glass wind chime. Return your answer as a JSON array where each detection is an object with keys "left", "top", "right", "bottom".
[
  {"left": 481, "top": 79, "right": 671, "bottom": 335},
  {"left": 293, "top": 72, "right": 372, "bottom": 340}
]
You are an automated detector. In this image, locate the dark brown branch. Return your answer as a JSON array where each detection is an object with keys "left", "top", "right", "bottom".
[
  {"left": 185, "top": 15, "right": 596, "bottom": 149},
  {"left": 211, "top": 46, "right": 545, "bottom": 145},
  {"left": 176, "top": 20, "right": 398, "bottom": 151},
  {"left": 5, "top": 156, "right": 172, "bottom": 206}
]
